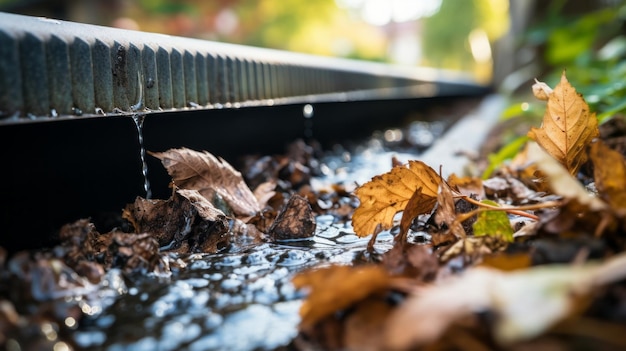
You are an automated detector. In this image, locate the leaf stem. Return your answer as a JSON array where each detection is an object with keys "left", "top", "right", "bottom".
[{"left": 459, "top": 195, "right": 561, "bottom": 221}]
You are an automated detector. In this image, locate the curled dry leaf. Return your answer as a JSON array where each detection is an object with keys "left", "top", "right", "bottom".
[
  {"left": 353, "top": 161, "right": 440, "bottom": 237},
  {"left": 150, "top": 148, "right": 260, "bottom": 216},
  {"left": 528, "top": 71, "right": 599, "bottom": 175}
]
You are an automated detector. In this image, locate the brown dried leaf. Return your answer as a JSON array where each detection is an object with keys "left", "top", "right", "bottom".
[
  {"left": 382, "top": 244, "right": 439, "bottom": 279},
  {"left": 590, "top": 140, "right": 626, "bottom": 215},
  {"left": 353, "top": 161, "right": 440, "bottom": 237},
  {"left": 435, "top": 181, "right": 467, "bottom": 238},
  {"left": 528, "top": 71, "right": 599, "bottom": 175},
  {"left": 447, "top": 174, "right": 485, "bottom": 199},
  {"left": 399, "top": 187, "right": 437, "bottom": 241},
  {"left": 293, "top": 265, "right": 390, "bottom": 329},
  {"left": 268, "top": 195, "right": 316, "bottom": 241},
  {"left": 122, "top": 192, "right": 196, "bottom": 246},
  {"left": 150, "top": 148, "right": 260, "bottom": 216},
  {"left": 176, "top": 188, "right": 226, "bottom": 222},
  {"left": 526, "top": 142, "right": 606, "bottom": 211}
]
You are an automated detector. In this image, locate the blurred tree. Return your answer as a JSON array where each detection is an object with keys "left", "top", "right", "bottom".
[
  {"left": 421, "top": 0, "right": 477, "bottom": 70},
  {"left": 124, "top": 0, "right": 387, "bottom": 61},
  {"left": 421, "top": 0, "right": 509, "bottom": 81}
]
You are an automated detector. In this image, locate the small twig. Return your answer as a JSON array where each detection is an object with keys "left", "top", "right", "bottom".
[{"left": 459, "top": 195, "right": 561, "bottom": 220}]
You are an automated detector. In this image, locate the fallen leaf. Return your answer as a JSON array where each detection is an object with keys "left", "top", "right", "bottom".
[
  {"left": 293, "top": 265, "right": 390, "bottom": 329},
  {"left": 353, "top": 161, "right": 440, "bottom": 237},
  {"left": 398, "top": 187, "right": 437, "bottom": 241},
  {"left": 268, "top": 194, "right": 316, "bottom": 241},
  {"left": 385, "top": 252, "right": 626, "bottom": 349},
  {"left": 526, "top": 142, "right": 606, "bottom": 211},
  {"left": 589, "top": 140, "right": 626, "bottom": 215},
  {"left": 528, "top": 71, "right": 599, "bottom": 175},
  {"left": 382, "top": 244, "right": 439, "bottom": 280},
  {"left": 434, "top": 180, "right": 467, "bottom": 238},
  {"left": 150, "top": 148, "right": 260, "bottom": 216},
  {"left": 473, "top": 200, "right": 514, "bottom": 242},
  {"left": 176, "top": 188, "right": 227, "bottom": 222},
  {"left": 447, "top": 174, "right": 485, "bottom": 199},
  {"left": 439, "top": 236, "right": 505, "bottom": 263},
  {"left": 122, "top": 191, "right": 196, "bottom": 246}
]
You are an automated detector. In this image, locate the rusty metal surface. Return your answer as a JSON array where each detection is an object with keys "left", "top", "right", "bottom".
[{"left": 0, "top": 12, "right": 486, "bottom": 121}]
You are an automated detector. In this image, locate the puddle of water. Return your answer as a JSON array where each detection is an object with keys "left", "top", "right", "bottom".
[{"left": 72, "top": 218, "right": 394, "bottom": 351}]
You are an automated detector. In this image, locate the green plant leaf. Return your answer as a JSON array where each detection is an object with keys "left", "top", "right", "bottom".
[
  {"left": 482, "top": 135, "right": 529, "bottom": 179},
  {"left": 473, "top": 200, "right": 514, "bottom": 242}
]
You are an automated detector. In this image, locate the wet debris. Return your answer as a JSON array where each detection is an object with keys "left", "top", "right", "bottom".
[{"left": 268, "top": 195, "right": 316, "bottom": 241}]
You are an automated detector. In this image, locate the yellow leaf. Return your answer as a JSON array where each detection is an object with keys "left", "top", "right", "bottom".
[
  {"left": 527, "top": 71, "right": 599, "bottom": 175},
  {"left": 353, "top": 161, "right": 440, "bottom": 237}
]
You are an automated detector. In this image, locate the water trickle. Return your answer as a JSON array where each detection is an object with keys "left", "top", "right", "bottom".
[{"left": 132, "top": 114, "right": 151, "bottom": 199}]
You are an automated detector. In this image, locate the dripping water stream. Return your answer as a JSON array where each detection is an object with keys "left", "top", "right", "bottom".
[
  {"left": 130, "top": 71, "right": 151, "bottom": 198},
  {"left": 132, "top": 113, "right": 152, "bottom": 199}
]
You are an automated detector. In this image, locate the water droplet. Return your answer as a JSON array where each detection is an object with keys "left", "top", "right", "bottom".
[
  {"left": 303, "top": 104, "right": 314, "bottom": 138},
  {"left": 303, "top": 104, "right": 314, "bottom": 118}
]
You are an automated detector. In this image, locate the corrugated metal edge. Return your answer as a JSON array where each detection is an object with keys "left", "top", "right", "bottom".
[{"left": 0, "top": 12, "right": 486, "bottom": 122}]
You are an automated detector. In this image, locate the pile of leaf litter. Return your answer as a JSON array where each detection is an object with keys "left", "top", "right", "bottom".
[
  {"left": 2, "top": 71, "right": 626, "bottom": 350},
  {"left": 293, "top": 71, "right": 626, "bottom": 350},
  {"left": 0, "top": 98, "right": 462, "bottom": 350}
]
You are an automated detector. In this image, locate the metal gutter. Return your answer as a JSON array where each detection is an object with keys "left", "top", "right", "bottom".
[{"left": 0, "top": 12, "right": 487, "bottom": 122}]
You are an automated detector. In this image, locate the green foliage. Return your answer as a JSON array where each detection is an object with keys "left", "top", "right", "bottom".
[
  {"left": 421, "top": 0, "right": 509, "bottom": 71},
  {"left": 490, "top": 1, "right": 626, "bottom": 175},
  {"left": 473, "top": 200, "right": 514, "bottom": 242},
  {"left": 482, "top": 135, "right": 528, "bottom": 179},
  {"left": 422, "top": 0, "right": 477, "bottom": 70}
]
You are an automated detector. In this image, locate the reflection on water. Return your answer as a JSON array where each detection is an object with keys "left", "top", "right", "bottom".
[{"left": 74, "top": 218, "right": 394, "bottom": 350}]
